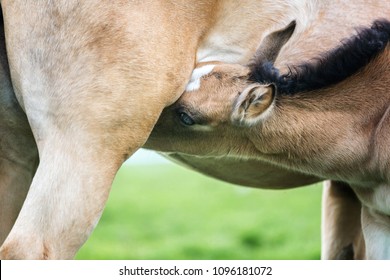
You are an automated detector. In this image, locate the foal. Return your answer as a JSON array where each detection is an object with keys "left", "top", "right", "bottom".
[{"left": 145, "top": 19, "right": 390, "bottom": 259}]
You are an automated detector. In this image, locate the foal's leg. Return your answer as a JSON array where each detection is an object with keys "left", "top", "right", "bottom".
[
  {"left": 321, "top": 181, "right": 364, "bottom": 259},
  {"left": 361, "top": 206, "right": 390, "bottom": 259},
  {"left": 0, "top": 17, "right": 38, "bottom": 245}
]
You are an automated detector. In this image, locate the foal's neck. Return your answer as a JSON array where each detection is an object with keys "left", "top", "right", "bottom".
[{"left": 250, "top": 48, "right": 390, "bottom": 182}]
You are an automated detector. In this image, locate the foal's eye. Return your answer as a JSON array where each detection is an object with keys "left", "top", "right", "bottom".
[{"left": 178, "top": 112, "right": 195, "bottom": 126}]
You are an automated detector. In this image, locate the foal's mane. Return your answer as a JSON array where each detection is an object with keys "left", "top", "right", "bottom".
[{"left": 249, "top": 19, "right": 390, "bottom": 95}]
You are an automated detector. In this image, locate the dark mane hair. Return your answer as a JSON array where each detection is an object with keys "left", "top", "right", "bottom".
[{"left": 249, "top": 19, "right": 390, "bottom": 95}]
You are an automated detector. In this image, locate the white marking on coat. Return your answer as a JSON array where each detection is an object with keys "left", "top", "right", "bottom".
[{"left": 185, "top": 65, "right": 215, "bottom": 92}]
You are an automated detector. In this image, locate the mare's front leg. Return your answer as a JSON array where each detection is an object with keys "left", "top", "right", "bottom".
[{"left": 321, "top": 181, "right": 365, "bottom": 259}]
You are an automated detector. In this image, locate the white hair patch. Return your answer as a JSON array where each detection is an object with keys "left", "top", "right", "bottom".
[{"left": 185, "top": 65, "right": 215, "bottom": 92}]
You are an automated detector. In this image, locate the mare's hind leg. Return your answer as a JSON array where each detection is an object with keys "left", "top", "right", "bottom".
[
  {"left": 0, "top": 119, "right": 38, "bottom": 245},
  {"left": 0, "top": 0, "right": 193, "bottom": 259},
  {"left": 0, "top": 15, "right": 38, "bottom": 245},
  {"left": 321, "top": 180, "right": 365, "bottom": 259}
]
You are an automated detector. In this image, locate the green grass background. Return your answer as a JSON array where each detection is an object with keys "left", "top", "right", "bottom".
[{"left": 76, "top": 162, "right": 322, "bottom": 260}]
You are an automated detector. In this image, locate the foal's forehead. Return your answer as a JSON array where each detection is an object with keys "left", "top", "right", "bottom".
[
  {"left": 185, "top": 64, "right": 217, "bottom": 92},
  {"left": 185, "top": 63, "right": 248, "bottom": 92}
]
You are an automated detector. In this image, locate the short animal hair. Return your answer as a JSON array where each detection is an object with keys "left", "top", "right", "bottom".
[{"left": 249, "top": 19, "right": 390, "bottom": 95}]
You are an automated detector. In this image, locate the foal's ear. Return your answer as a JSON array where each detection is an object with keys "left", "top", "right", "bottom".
[
  {"left": 252, "top": 20, "right": 296, "bottom": 65},
  {"left": 231, "top": 84, "right": 275, "bottom": 127}
]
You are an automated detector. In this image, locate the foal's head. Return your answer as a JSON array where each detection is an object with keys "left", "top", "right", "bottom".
[
  {"left": 145, "top": 21, "right": 296, "bottom": 155},
  {"left": 146, "top": 19, "right": 390, "bottom": 156}
]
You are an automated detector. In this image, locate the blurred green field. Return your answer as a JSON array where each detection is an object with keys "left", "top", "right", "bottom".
[{"left": 76, "top": 162, "right": 322, "bottom": 260}]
